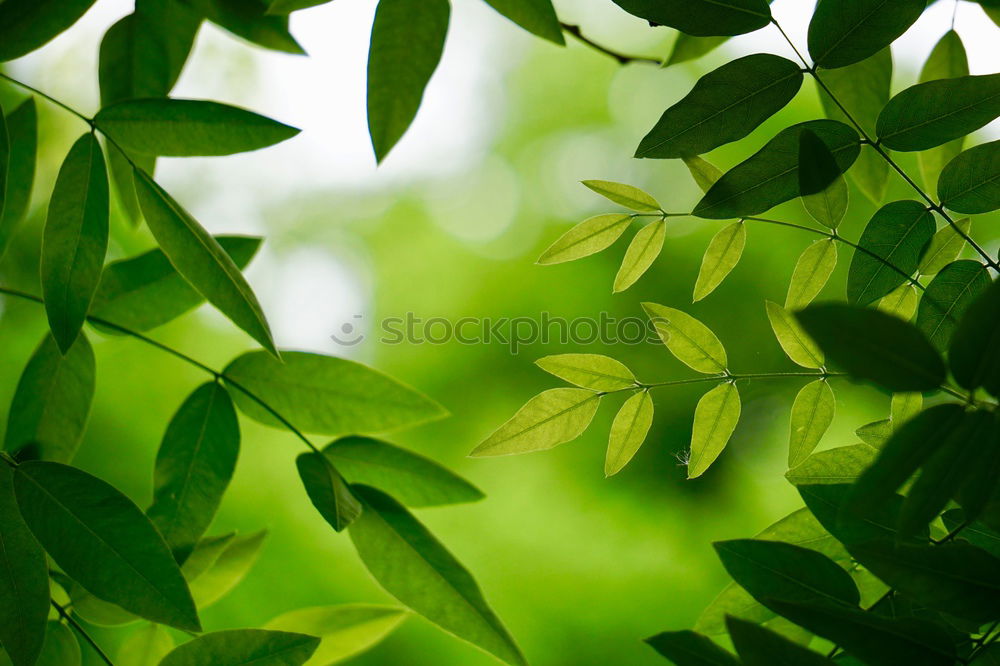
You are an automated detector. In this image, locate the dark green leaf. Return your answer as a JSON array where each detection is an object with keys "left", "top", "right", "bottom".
[
  {"left": 35, "top": 621, "right": 81, "bottom": 666},
  {"left": 159, "top": 629, "right": 319, "bottom": 666},
  {"left": 470, "top": 388, "right": 600, "bottom": 456},
  {"left": 0, "top": 99, "right": 37, "bottom": 259},
  {"left": 938, "top": 140, "right": 1000, "bottom": 214},
  {"left": 117, "top": 623, "right": 174, "bottom": 666},
  {"left": 348, "top": 485, "right": 525, "bottom": 666},
  {"left": 264, "top": 604, "right": 408, "bottom": 665},
  {"left": 0, "top": 107, "right": 7, "bottom": 236},
  {"left": 296, "top": 451, "right": 362, "bottom": 532},
  {"left": 13, "top": 461, "right": 200, "bottom": 631},
  {"left": 785, "top": 444, "right": 877, "bottom": 486},
  {"left": 187, "top": 0, "right": 304, "bottom": 54},
  {"left": 798, "top": 129, "right": 849, "bottom": 228},
  {"left": 799, "top": 484, "right": 919, "bottom": 548},
  {"left": 323, "top": 436, "right": 484, "bottom": 507},
  {"left": 876, "top": 73, "right": 1000, "bottom": 151},
  {"left": 808, "top": 0, "right": 925, "bottom": 69},
  {"left": 610, "top": 0, "right": 771, "bottom": 37},
  {"left": 0, "top": 0, "right": 97, "bottom": 61},
  {"left": 266, "top": 0, "right": 334, "bottom": 13},
  {"left": 105, "top": 140, "right": 151, "bottom": 228},
  {"left": 727, "top": 616, "right": 836, "bottom": 666},
  {"left": 917, "top": 30, "right": 969, "bottom": 191},
  {"left": 636, "top": 54, "right": 802, "bottom": 159},
  {"left": 664, "top": 34, "right": 728, "bottom": 67},
  {"left": 185, "top": 530, "right": 266, "bottom": 608},
  {"left": 916, "top": 259, "right": 990, "bottom": 352},
  {"left": 847, "top": 200, "right": 934, "bottom": 305},
  {"left": 481, "top": 0, "right": 563, "bottom": 44},
  {"left": 4, "top": 333, "right": 94, "bottom": 463},
  {"left": 693, "top": 120, "right": 860, "bottom": 219},
  {"left": 973, "top": 645, "right": 1000, "bottom": 665},
  {"left": 224, "top": 350, "right": 446, "bottom": 435},
  {"left": 942, "top": 510, "right": 1000, "bottom": 559},
  {"left": 644, "top": 630, "right": 740, "bottom": 665},
  {"left": 147, "top": 382, "right": 240, "bottom": 562},
  {"left": 367, "top": 0, "right": 450, "bottom": 163},
  {"left": 949, "top": 277, "right": 1000, "bottom": 395}
]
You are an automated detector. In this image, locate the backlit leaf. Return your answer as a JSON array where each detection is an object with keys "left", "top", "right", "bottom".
[
  {"left": 118, "top": 624, "right": 174, "bottom": 666},
  {"left": 159, "top": 630, "right": 319, "bottom": 666},
  {"left": 265, "top": 604, "right": 408, "bottom": 666},
  {"left": 765, "top": 301, "right": 824, "bottom": 369},
  {"left": 481, "top": 0, "right": 563, "bottom": 44},
  {"left": 614, "top": 219, "right": 666, "bottom": 292},
  {"left": 644, "top": 630, "right": 739, "bottom": 665},
  {"left": 683, "top": 156, "right": 724, "bottom": 193},
  {"left": 470, "top": 388, "right": 600, "bottom": 457},
  {"left": 296, "top": 451, "right": 362, "bottom": 532},
  {"left": 727, "top": 616, "right": 836, "bottom": 666},
  {"left": 664, "top": 34, "right": 728, "bottom": 68},
  {"left": 786, "top": 239, "right": 837, "bottom": 310},
  {"left": 890, "top": 392, "right": 922, "bottom": 428},
  {"left": 688, "top": 382, "right": 740, "bottom": 479},
  {"left": 799, "top": 130, "right": 848, "bottom": 228},
  {"left": 948, "top": 277, "right": 1000, "bottom": 395},
  {"left": 808, "top": 0, "right": 925, "bottom": 69},
  {"left": 788, "top": 380, "right": 835, "bottom": 468},
  {"left": 0, "top": 100, "right": 37, "bottom": 259},
  {"left": 186, "top": 530, "right": 267, "bottom": 608},
  {"left": 0, "top": 0, "right": 97, "bottom": 61},
  {"left": 35, "top": 621, "right": 80, "bottom": 666},
  {"left": 918, "top": 217, "right": 970, "bottom": 275},
  {"left": 693, "top": 222, "right": 745, "bottom": 302},
  {"left": 877, "top": 284, "right": 917, "bottom": 322},
  {"left": 643, "top": 302, "right": 727, "bottom": 374},
  {"left": 917, "top": 30, "right": 969, "bottom": 191},
  {"left": 938, "top": 140, "right": 1000, "bottom": 214},
  {"left": 537, "top": 214, "right": 632, "bottom": 265},
  {"left": 856, "top": 419, "right": 892, "bottom": 448},
  {"left": 610, "top": 0, "right": 771, "bottom": 37},
  {"left": 605, "top": 390, "right": 653, "bottom": 476},
  {"left": 916, "top": 259, "right": 990, "bottom": 352},
  {"left": 582, "top": 180, "right": 660, "bottom": 212},
  {"left": 534, "top": 353, "right": 636, "bottom": 391},
  {"left": 786, "top": 444, "right": 877, "bottom": 485}
]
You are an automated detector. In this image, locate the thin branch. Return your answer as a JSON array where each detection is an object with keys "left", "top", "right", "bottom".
[
  {"left": 0, "top": 71, "right": 94, "bottom": 126},
  {"left": 560, "top": 22, "right": 661, "bottom": 66},
  {"left": 51, "top": 600, "right": 116, "bottom": 666}
]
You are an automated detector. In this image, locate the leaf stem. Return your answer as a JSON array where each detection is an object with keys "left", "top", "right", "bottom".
[
  {"left": 559, "top": 22, "right": 661, "bottom": 66},
  {"left": 639, "top": 371, "right": 841, "bottom": 390},
  {"left": 51, "top": 599, "right": 116, "bottom": 666},
  {"left": 0, "top": 71, "right": 94, "bottom": 126}
]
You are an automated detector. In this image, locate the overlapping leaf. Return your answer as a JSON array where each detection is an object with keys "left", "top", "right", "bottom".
[
  {"left": 808, "top": 0, "right": 925, "bottom": 69},
  {"left": 610, "top": 0, "right": 771, "bottom": 36}
]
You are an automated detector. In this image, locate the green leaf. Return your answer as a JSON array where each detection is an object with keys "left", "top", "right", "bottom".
[
  {"left": 185, "top": 530, "right": 267, "bottom": 608},
  {"left": 265, "top": 604, "right": 408, "bottom": 666},
  {"left": 481, "top": 0, "right": 563, "bottom": 43},
  {"left": 160, "top": 630, "right": 320, "bottom": 666},
  {"left": 117, "top": 624, "right": 175, "bottom": 666},
  {"left": 847, "top": 200, "right": 934, "bottom": 306},
  {"left": 40, "top": 133, "right": 109, "bottom": 353},
  {"left": 95, "top": 99, "right": 299, "bottom": 157},
  {"left": 105, "top": 141, "right": 151, "bottom": 228},
  {"left": 644, "top": 630, "right": 740, "bottom": 665},
  {"left": 0, "top": 99, "right": 37, "bottom": 259},
  {"left": 876, "top": 73, "right": 1000, "bottom": 151},
  {"left": 91, "top": 236, "right": 262, "bottom": 332},
  {"left": 688, "top": 382, "right": 740, "bottom": 479},
  {"left": 795, "top": 303, "right": 946, "bottom": 391},
  {"left": 693, "top": 222, "right": 745, "bottom": 302},
  {"left": 643, "top": 302, "right": 727, "bottom": 374},
  {"left": 890, "top": 392, "right": 922, "bottom": 428},
  {"left": 693, "top": 120, "right": 860, "bottom": 219},
  {"left": 766, "top": 301, "right": 824, "bottom": 369},
  {"left": 366, "top": 0, "right": 449, "bottom": 163},
  {"left": 12, "top": 461, "right": 200, "bottom": 631},
  {"left": 605, "top": 390, "right": 654, "bottom": 476},
  {"left": 727, "top": 616, "right": 836, "bottom": 666},
  {"left": 224, "top": 350, "right": 446, "bottom": 434},
  {"left": 636, "top": 54, "right": 802, "bottom": 159},
  {"left": 192, "top": 0, "right": 304, "bottom": 54},
  {"left": 348, "top": 485, "right": 525, "bottom": 666},
  {"left": 939, "top": 140, "right": 1000, "bottom": 214},
  {"left": 808, "top": 0, "right": 925, "bottom": 69},
  {"left": 133, "top": 171, "right": 277, "bottom": 355},
  {"left": 664, "top": 34, "right": 728, "bottom": 68},
  {"left": 788, "top": 380, "right": 835, "bottom": 468},
  {"left": 296, "top": 451, "right": 362, "bottom": 532},
  {"left": 918, "top": 217, "right": 970, "bottom": 276},
  {"left": 973, "top": 645, "right": 1000, "bottom": 665},
  {"left": 534, "top": 353, "right": 637, "bottom": 391},
  {"left": 0, "top": 466, "right": 48, "bottom": 666},
  {"left": 917, "top": 30, "right": 969, "bottom": 191},
  {"left": 323, "top": 436, "right": 484, "bottom": 507},
  {"left": 266, "top": 0, "right": 333, "bottom": 13},
  {"left": 536, "top": 214, "right": 632, "bottom": 265},
  {"left": 610, "top": 0, "right": 771, "bottom": 37},
  {"left": 0, "top": 106, "right": 8, "bottom": 239},
  {"left": 4, "top": 332, "right": 95, "bottom": 463},
  {"left": 614, "top": 219, "right": 666, "bottom": 292},
  {"left": 799, "top": 130, "right": 848, "bottom": 229},
  {"left": 786, "top": 444, "right": 877, "bottom": 485},
  {"left": 65, "top": 580, "right": 137, "bottom": 627},
  {"left": 582, "top": 180, "right": 660, "bottom": 212},
  {"left": 470, "top": 388, "right": 600, "bottom": 457},
  {"left": 948, "top": 277, "right": 1000, "bottom": 395},
  {"left": 147, "top": 383, "right": 240, "bottom": 562},
  {"left": 35, "top": 621, "right": 80, "bottom": 666},
  {"left": 798, "top": 484, "right": 916, "bottom": 549},
  {"left": 786, "top": 239, "right": 838, "bottom": 310},
  {"left": 916, "top": 259, "right": 990, "bottom": 352},
  {"left": 877, "top": 284, "right": 918, "bottom": 322},
  {"left": 856, "top": 419, "right": 892, "bottom": 448},
  {"left": 0, "top": 0, "right": 97, "bottom": 61},
  {"left": 683, "top": 156, "right": 724, "bottom": 194},
  {"left": 942, "top": 510, "right": 1000, "bottom": 559}
]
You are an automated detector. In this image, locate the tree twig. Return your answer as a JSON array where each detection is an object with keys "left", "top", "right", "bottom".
[{"left": 560, "top": 22, "right": 661, "bottom": 66}]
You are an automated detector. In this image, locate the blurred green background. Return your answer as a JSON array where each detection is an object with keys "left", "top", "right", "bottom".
[{"left": 1, "top": 0, "right": 998, "bottom": 664}]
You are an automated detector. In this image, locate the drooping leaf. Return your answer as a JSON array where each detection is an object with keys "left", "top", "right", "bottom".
[
  {"left": 799, "top": 130, "right": 848, "bottom": 228},
  {"left": 890, "top": 392, "right": 922, "bottom": 428},
  {"left": 324, "top": 437, "right": 483, "bottom": 507},
  {"left": 105, "top": 140, "right": 151, "bottom": 227},
  {"left": 224, "top": 350, "right": 446, "bottom": 434},
  {"left": 479, "top": 0, "right": 563, "bottom": 43},
  {"left": 40, "top": 133, "right": 109, "bottom": 353},
  {"left": 727, "top": 616, "right": 836, "bottom": 666},
  {"left": 185, "top": 530, "right": 267, "bottom": 608},
  {"left": 610, "top": 0, "right": 771, "bottom": 36},
  {"left": 643, "top": 302, "right": 727, "bottom": 374},
  {"left": 296, "top": 451, "right": 362, "bottom": 532},
  {"left": 808, "top": 0, "right": 925, "bottom": 69},
  {"left": 581, "top": 180, "right": 660, "bottom": 212},
  {"left": 688, "top": 382, "right": 740, "bottom": 479},
  {"left": 693, "top": 222, "right": 745, "bottom": 302},
  {"left": 664, "top": 34, "right": 728, "bottom": 67},
  {"left": 470, "top": 388, "right": 600, "bottom": 457},
  {"left": 179, "top": 533, "right": 235, "bottom": 583},
  {"left": 693, "top": 120, "right": 860, "bottom": 219},
  {"left": 788, "top": 380, "right": 835, "bottom": 468},
  {"left": 605, "top": 390, "right": 654, "bottom": 476},
  {"left": 795, "top": 303, "right": 946, "bottom": 391},
  {"left": 0, "top": 99, "right": 37, "bottom": 259},
  {"left": 159, "top": 629, "right": 319, "bottom": 666},
  {"left": 876, "top": 73, "right": 1000, "bottom": 151},
  {"left": 366, "top": 0, "right": 450, "bottom": 163},
  {"left": 786, "top": 444, "right": 877, "bottom": 485},
  {"left": 535, "top": 353, "right": 636, "bottom": 391},
  {"left": 846, "top": 200, "right": 934, "bottom": 306},
  {"left": 765, "top": 301, "right": 824, "bottom": 369},
  {"left": 133, "top": 171, "right": 277, "bottom": 355},
  {"left": 3, "top": 333, "right": 95, "bottom": 463},
  {"left": 147, "top": 382, "right": 240, "bottom": 561},
  {"left": 536, "top": 214, "right": 632, "bottom": 265},
  {"left": 348, "top": 485, "right": 525, "bottom": 666},
  {"left": 117, "top": 624, "right": 175, "bottom": 666},
  {"left": 918, "top": 217, "right": 970, "bottom": 276},
  {"left": 683, "top": 156, "right": 724, "bottom": 193},
  {"left": 265, "top": 604, "right": 408, "bottom": 666},
  {"left": 878, "top": 284, "right": 918, "bottom": 322},
  {"left": 948, "top": 277, "right": 1000, "bottom": 395},
  {"left": 12, "top": 461, "right": 200, "bottom": 631},
  {"left": 786, "top": 239, "right": 837, "bottom": 310},
  {"left": 0, "top": 0, "right": 97, "bottom": 61},
  {"left": 938, "top": 140, "right": 1000, "bottom": 214},
  {"left": 917, "top": 30, "right": 969, "bottom": 191},
  {"left": 916, "top": 259, "right": 990, "bottom": 352},
  {"left": 614, "top": 219, "right": 666, "bottom": 292},
  {"left": 191, "top": 0, "right": 304, "bottom": 54},
  {"left": 644, "top": 630, "right": 740, "bottom": 665}
]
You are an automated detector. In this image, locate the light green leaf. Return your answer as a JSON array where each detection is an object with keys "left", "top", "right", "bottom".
[
  {"left": 664, "top": 34, "right": 728, "bottom": 68},
  {"left": 12, "top": 461, "right": 200, "bottom": 631},
  {"left": 605, "top": 390, "right": 654, "bottom": 476},
  {"left": 534, "top": 353, "right": 636, "bottom": 391},
  {"left": 117, "top": 624, "right": 175, "bottom": 666},
  {"left": 265, "top": 604, "right": 408, "bottom": 666},
  {"left": 766, "top": 301, "right": 824, "bottom": 369},
  {"left": 786, "top": 239, "right": 837, "bottom": 310},
  {"left": 916, "top": 259, "right": 990, "bottom": 352},
  {"left": 644, "top": 630, "right": 739, "bottom": 665},
  {"left": 918, "top": 217, "right": 970, "bottom": 275},
  {"left": 802, "top": 174, "right": 847, "bottom": 230},
  {"left": 0, "top": 99, "right": 37, "bottom": 259},
  {"left": 693, "top": 221, "right": 745, "bottom": 302},
  {"left": 193, "top": 0, "right": 304, "bottom": 54},
  {"left": 35, "top": 621, "right": 80, "bottom": 666},
  {"left": 939, "top": 140, "right": 1000, "bottom": 214},
  {"left": 348, "top": 485, "right": 525, "bottom": 666},
  {"left": 890, "top": 392, "right": 922, "bottom": 429},
  {"left": 610, "top": 0, "right": 771, "bottom": 37},
  {"left": 614, "top": 219, "right": 665, "bottom": 292},
  {"left": 727, "top": 616, "right": 836, "bottom": 666},
  {"left": 856, "top": 419, "right": 892, "bottom": 449},
  {"left": 133, "top": 170, "right": 277, "bottom": 355},
  {"left": 636, "top": 54, "right": 802, "bottom": 159},
  {"left": 682, "top": 155, "right": 724, "bottom": 193},
  {"left": 786, "top": 444, "right": 878, "bottom": 485},
  {"left": 470, "top": 388, "right": 600, "bottom": 457},
  {"left": 180, "top": 532, "right": 236, "bottom": 583},
  {"left": 224, "top": 350, "right": 446, "bottom": 435},
  {"left": 0, "top": 0, "right": 97, "bottom": 61},
  {"left": 160, "top": 630, "right": 319, "bottom": 666},
  {"left": 366, "top": 0, "right": 449, "bottom": 162},
  {"left": 41, "top": 133, "right": 109, "bottom": 353},
  {"left": 643, "top": 302, "right": 727, "bottom": 374},
  {"left": 186, "top": 530, "right": 267, "bottom": 608},
  {"left": 581, "top": 179, "right": 660, "bottom": 212},
  {"left": 798, "top": 128, "right": 848, "bottom": 229},
  {"left": 66, "top": 581, "right": 137, "bottom": 627},
  {"left": 536, "top": 214, "right": 632, "bottom": 265},
  {"left": 4, "top": 332, "right": 94, "bottom": 463},
  {"left": 688, "top": 382, "right": 740, "bottom": 479},
  {"left": 296, "top": 451, "right": 362, "bottom": 532},
  {"left": 917, "top": 30, "right": 969, "bottom": 191},
  {"left": 808, "top": 0, "right": 925, "bottom": 69},
  {"left": 788, "top": 380, "right": 835, "bottom": 468},
  {"left": 877, "top": 284, "right": 918, "bottom": 322}
]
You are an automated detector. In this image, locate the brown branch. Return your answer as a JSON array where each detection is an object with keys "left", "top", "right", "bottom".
[{"left": 560, "top": 22, "right": 661, "bottom": 66}]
